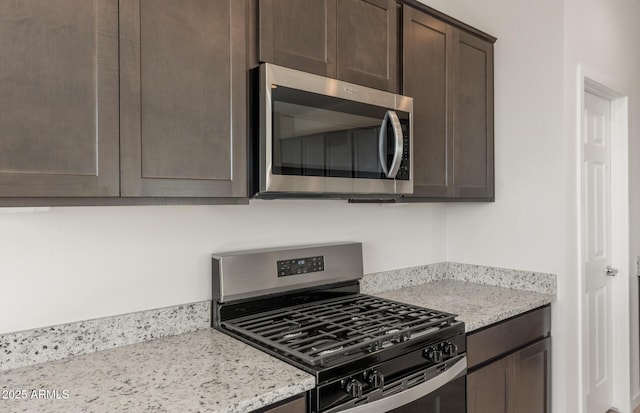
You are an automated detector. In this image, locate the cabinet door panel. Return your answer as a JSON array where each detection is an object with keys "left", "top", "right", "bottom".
[
  {"left": 258, "top": 0, "right": 336, "bottom": 77},
  {"left": 0, "top": 0, "right": 119, "bottom": 197},
  {"left": 336, "top": 0, "right": 398, "bottom": 92},
  {"left": 513, "top": 338, "right": 551, "bottom": 413},
  {"left": 452, "top": 29, "right": 494, "bottom": 199},
  {"left": 120, "top": 0, "right": 247, "bottom": 197},
  {"left": 402, "top": 7, "right": 453, "bottom": 198},
  {"left": 467, "top": 356, "right": 510, "bottom": 413}
]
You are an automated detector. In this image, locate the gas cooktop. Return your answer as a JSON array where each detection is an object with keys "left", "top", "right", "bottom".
[{"left": 221, "top": 293, "right": 457, "bottom": 367}]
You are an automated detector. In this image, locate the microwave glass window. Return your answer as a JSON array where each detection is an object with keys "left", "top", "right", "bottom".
[{"left": 271, "top": 86, "right": 407, "bottom": 179}]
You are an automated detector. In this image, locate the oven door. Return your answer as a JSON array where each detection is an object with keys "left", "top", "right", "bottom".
[
  {"left": 258, "top": 63, "right": 412, "bottom": 197},
  {"left": 326, "top": 356, "right": 466, "bottom": 413},
  {"left": 387, "top": 376, "right": 466, "bottom": 413}
]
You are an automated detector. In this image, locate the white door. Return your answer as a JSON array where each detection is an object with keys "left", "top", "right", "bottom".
[{"left": 583, "top": 91, "right": 614, "bottom": 413}]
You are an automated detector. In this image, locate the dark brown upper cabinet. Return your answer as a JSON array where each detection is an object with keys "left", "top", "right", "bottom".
[
  {"left": 336, "top": 0, "right": 398, "bottom": 92},
  {"left": 402, "top": 3, "right": 495, "bottom": 201},
  {"left": 119, "top": 0, "right": 247, "bottom": 198},
  {"left": 452, "top": 29, "right": 494, "bottom": 199},
  {"left": 0, "top": 0, "right": 120, "bottom": 197},
  {"left": 258, "top": 0, "right": 337, "bottom": 78},
  {"left": 0, "top": 0, "right": 247, "bottom": 205},
  {"left": 402, "top": 8, "right": 453, "bottom": 198},
  {"left": 257, "top": 0, "right": 398, "bottom": 92}
]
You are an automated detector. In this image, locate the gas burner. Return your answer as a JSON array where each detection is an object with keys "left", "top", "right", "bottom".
[
  {"left": 313, "top": 346, "right": 345, "bottom": 356},
  {"left": 310, "top": 339, "right": 344, "bottom": 356},
  {"left": 310, "top": 338, "right": 338, "bottom": 350},
  {"left": 283, "top": 331, "right": 306, "bottom": 339},
  {"left": 316, "top": 346, "right": 344, "bottom": 356}
]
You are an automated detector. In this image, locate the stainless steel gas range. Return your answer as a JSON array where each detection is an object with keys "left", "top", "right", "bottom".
[{"left": 212, "top": 243, "right": 466, "bottom": 413}]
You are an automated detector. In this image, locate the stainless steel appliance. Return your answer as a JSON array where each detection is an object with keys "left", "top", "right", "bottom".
[
  {"left": 212, "top": 243, "right": 466, "bottom": 413},
  {"left": 253, "top": 64, "right": 413, "bottom": 199}
]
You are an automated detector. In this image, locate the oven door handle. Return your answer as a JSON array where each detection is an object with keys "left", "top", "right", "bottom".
[
  {"left": 337, "top": 357, "right": 467, "bottom": 413},
  {"left": 378, "top": 110, "right": 404, "bottom": 179}
]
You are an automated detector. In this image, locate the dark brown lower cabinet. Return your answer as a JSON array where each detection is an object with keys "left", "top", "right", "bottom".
[
  {"left": 468, "top": 338, "right": 551, "bottom": 413},
  {"left": 468, "top": 356, "right": 509, "bottom": 413},
  {"left": 513, "top": 338, "right": 551, "bottom": 413},
  {"left": 467, "top": 306, "right": 551, "bottom": 413}
]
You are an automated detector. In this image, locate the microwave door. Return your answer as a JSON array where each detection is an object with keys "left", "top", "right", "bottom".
[
  {"left": 258, "top": 63, "right": 411, "bottom": 197},
  {"left": 270, "top": 88, "right": 391, "bottom": 181},
  {"left": 378, "top": 110, "right": 404, "bottom": 179}
]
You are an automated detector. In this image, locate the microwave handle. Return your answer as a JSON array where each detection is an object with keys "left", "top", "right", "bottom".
[
  {"left": 334, "top": 357, "right": 467, "bottom": 413},
  {"left": 378, "top": 110, "right": 404, "bottom": 179}
]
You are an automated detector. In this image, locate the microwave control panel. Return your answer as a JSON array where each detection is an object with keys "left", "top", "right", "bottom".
[
  {"left": 397, "top": 120, "right": 410, "bottom": 180},
  {"left": 277, "top": 256, "right": 325, "bottom": 277}
]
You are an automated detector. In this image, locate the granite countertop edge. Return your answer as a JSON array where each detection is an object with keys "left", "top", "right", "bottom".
[
  {"left": 0, "top": 329, "right": 316, "bottom": 413},
  {"left": 371, "top": 279, "right": 556, "bottom": 333},
  {"left": 217, "top": 379, "right": 316, "bottom": 413},
  {"left": 462, "top": 294, "right": 555, "bottom": 332}
]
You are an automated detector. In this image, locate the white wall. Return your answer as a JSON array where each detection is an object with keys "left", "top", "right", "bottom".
[
  {"left": 0, "top": 201, "right": 446, "bottom": 334},
  {"left": 420, "top": 0, "right": 566, "bottom": 291}
]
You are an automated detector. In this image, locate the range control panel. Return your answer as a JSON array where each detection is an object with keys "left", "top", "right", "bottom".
[{"left": 277, "top": 256, "right": 324, "bottom": 277}]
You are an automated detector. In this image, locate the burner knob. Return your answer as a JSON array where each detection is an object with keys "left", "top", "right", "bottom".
[
  {"left": 366, "top": 370, "right": 385, "bottom": 389},
  {"left": 424, "top": 347, "right": 443, "bottom": 363},
  {"left": 344, "top": 379, "right": 363, "bottom": 399},
  {"left": 441, "top": 342, "right": 458, "bottom": 358}
]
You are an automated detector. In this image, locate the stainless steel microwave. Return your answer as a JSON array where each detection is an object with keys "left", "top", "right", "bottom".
[{"left": 253, "top": 63, "right": 413, "bottom": 199}]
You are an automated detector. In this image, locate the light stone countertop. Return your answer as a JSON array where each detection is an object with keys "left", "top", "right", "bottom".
[
  {"left": 372, "top": 279, "right": 555, "bottom": 332},
  {"left": 0, "top": 279, "right": 555, "bottom": 413},
  {"left": 0, "top": 329, "right": 315, "bottom": 413}
]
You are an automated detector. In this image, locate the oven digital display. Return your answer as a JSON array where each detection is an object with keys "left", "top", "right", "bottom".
[{"left": 277, "top": 256, "right": 324, "bottom": 277}]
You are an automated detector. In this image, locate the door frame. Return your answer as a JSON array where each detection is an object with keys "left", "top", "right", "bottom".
[{"left": 577, "top": 65, "right": 631, "bottom": 413}]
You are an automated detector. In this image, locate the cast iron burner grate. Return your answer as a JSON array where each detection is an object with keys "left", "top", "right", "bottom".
[{"left": 221, "top": 294, "right": 456, "bottom": 367}]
